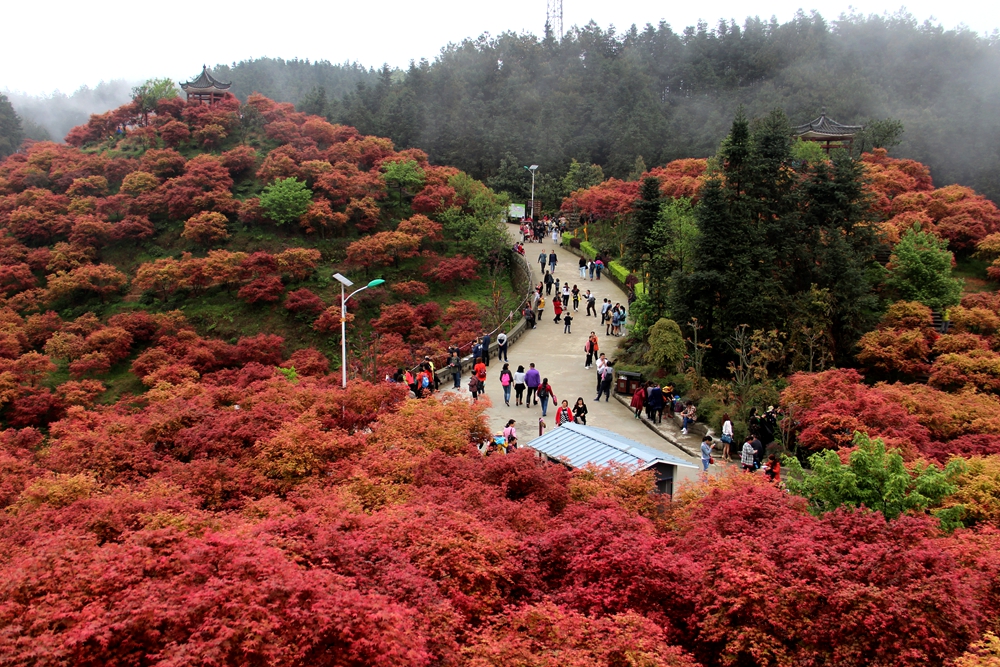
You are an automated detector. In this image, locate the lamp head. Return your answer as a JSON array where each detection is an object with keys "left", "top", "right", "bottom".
[{"left": 367, "top": 278, "right": 386, "bottom": 288}]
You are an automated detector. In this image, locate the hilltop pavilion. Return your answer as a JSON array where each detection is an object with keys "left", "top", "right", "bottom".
[
  {"left": 181, "top": 66, "right": 232, "bottom": 106},
  {"left": 793, "top": 109, "right": 863, "bottom": 154}
]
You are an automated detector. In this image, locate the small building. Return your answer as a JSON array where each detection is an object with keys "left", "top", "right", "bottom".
[
  {"left": 793, "top": 108, "right": 863, "bottom": 154},
  {"left": 529, "top": 422, "right": 697, "bottom": 496},
  {"left": 181, "top": 65, "right": 232, "bottom": 106}
]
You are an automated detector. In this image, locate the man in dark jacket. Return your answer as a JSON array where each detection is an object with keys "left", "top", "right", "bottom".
[{"left": 481, "top": 332, "right": 491, "bottom": 367}]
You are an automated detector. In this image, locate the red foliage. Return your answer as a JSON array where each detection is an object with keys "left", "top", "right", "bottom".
[
  {"left": 781, "top": 368, "right": 932, "bottom": 456},
  {"left": 238, "top": 276, "right": 285, "bottom": 304},
  {"left": 560, "top": 177, "right": 639, "bottom": 219},
  {"left": 411, "top": 184, "right": 458, "bottom": 214},
  {"left": 235, "top": 333, "right": 285, "bottom": 366},
  {"left": 181, "top": 211, "right": 229, "bottom": 244},
  {"left": 423, "top": 254, "right": 480, "bottom": 285},
  {"left": 284, "top": 288, "right": 326, "bottom": 317},
  {"left": 391, "top": 280, "right": 430, "bottom": 300},
  {"left": 283, "top": 348, "right": 330, "bottom": 377}
]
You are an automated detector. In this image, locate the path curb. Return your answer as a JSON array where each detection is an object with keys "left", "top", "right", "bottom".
[{"left": 613, "top": 394, "right": 702, "bottom": 457}]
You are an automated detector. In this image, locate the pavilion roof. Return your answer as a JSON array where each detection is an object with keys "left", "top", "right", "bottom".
[
  {"left": 793, "top": 108, "right": 862, "bottom": 139},
  {"left": 181, "top": 65, "right": 232, "bottom": 92}
]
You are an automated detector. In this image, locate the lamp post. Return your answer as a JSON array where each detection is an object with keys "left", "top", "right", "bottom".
[
  {"left": 524, "top": 164, "right": 538, "bottom": 220},
  {"left": 332, "top": 273, "right": 385, "bottom": 388}
]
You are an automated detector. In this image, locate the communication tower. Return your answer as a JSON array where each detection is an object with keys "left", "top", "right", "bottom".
[{"left": 546, "top": 0, "right": 563, "bottom": 38}]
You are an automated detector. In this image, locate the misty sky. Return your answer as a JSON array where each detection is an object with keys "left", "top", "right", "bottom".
[{"left": 5, "top": 0, "right": 997, "bottom": 95}]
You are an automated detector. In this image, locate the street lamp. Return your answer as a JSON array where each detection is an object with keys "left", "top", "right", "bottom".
[
  {"left": 332, "top": 273, "right": 385, "bottom": 388},
  {"left": 523, "top": 164, "right": 538, "bottom": 220}
]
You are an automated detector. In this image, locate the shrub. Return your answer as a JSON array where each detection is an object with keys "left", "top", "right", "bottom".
[
  {"left": 259, "top": 177, "right": 312, "bottom": 226},
  {"left": 608, "top": 261, "right": 630, "bottom": 284},
  {"left": 645, "top": 318, "right": 685, "bottom": 371},
  {"left": 579, "top": 241, "right": 597, "bottom": 260}
]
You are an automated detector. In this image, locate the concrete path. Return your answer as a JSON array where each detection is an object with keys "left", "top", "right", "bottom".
[{"left": 467, "top": 223, "right": 706, "bottom": 486}]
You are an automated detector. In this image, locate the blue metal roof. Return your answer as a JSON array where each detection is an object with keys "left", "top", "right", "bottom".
[{"left": 529, "top": 422, "right": 697, "bottom": 470}]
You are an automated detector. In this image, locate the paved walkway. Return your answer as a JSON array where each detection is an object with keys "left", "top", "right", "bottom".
[{"left": 466, "top": 224, "right": 706, "bottom": 486}]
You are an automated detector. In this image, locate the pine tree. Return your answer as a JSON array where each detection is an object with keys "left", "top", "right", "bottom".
[{"left": 0, "top": 93, "right": 23, "bottom": 159}]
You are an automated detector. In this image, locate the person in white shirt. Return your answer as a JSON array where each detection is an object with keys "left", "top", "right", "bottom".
[
  {"left": 496, "top": 332, "right": 508, "bottom": 362},
  {"left": 595, "top": 353, "right": 607, "bottom": 395},
  {"left": 561, "top": 284, "right": 570, "bottom": 308}
]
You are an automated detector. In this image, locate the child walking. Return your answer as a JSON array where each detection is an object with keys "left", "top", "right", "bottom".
[{"left": 563, "top": 312, "right": 573, "bottom": 333}]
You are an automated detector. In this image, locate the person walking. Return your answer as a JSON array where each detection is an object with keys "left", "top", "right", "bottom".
[
  {"left": 586, "top": 291, "right": 597, "bottom": 317},
  {"left": 536, "top": 295, "right": 545, "bottom": 321},
  {"left": 588, "top": 260, "right": 596, "bottom": 280},
  {"left": 751, "top": 434, "right": 764, "bottom": 469},
  {"left": 513, "top": 365, "right": 527, "bottom": 406},
  {"left": 544, "top": 271, "right": 554, "bottom": 295},
  {"left": 701, "top": 436, "right": 715, "bottom": 474},
  {"left": 571, "top": 285, "right": 580, "bottom": 311},
  {"left": 525, "top": 363, "right": 541, "bottom": 406},
  {"left": 563, "top": 312, "right": 573, "bottom": 333},
  {"left": 471, "top": 337, "right": 483, "bottom": 366},
  {"left": 537, "top": 378, "right": 556, "bottom": 417},
  {"left": 630, "top": 383, "right": 647, "bottom": 419},
  {"left": 555, "top": 400, "right": 573, "bottom": 426},
  {"left": 496, "top": 331, "right": 508, "bottom": 362},
  {"left": 538, "top": 250, "right": 547, "bottom": 275},
  {"left": 741, "top": 436, "right": 756, "bottom": 472},
  {"left": 596, "top": 361, "right": 614, "bottom": 402},
  {"left": 561, "top": 283, "right": 570, "bottom": 308},
  {"left": 481, "top": 331, "right": 491, "bottom": 367},
  {"left": 578, "top": 256, "right": 587, "bottom": 278},
  {"left": 468, "top": 373, "right": 481, "bottom": 402},
  {"left": 474, "top": 357, "right": 488, "bottom": 394},
  {"left": 595, "top": 353, "right": 607, "bottom": 394},
  {"left": 572, "top": 397, "right": 588, "bottom": 424},
  {"left": 584, "top": 332, "right": 598, "bottom": 368},
  {"left": 447, "top": 347, "right": 462, "bottom": 389},
  {"left": 595, "top": 258, "right": 604, "bottom": 280},
  {"left": 503, "top": 419, "right": 517, "bottom": 446},
  {"left": 646, "top": 383, "right": 664, "bottom": 423},
  {"left": 553, "top": 297, "right": 563, "bottom": 323},
  {"left": 548, "top": 250, "right": 558, "bottom": 274},
  {"left": 721, "top": 413, "right": 734, "bottom": 460},
  {"left": 499, "top": 363, "right": 513, "bottom": 406}
]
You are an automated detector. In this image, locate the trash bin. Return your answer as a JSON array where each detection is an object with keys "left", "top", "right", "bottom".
[{"left": 615, "top": 370, "right": 642, "bottom": 396}]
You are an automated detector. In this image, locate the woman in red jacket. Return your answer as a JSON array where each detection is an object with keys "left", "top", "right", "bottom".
[
  {"left": 555, "top": 400, "right": 573, "bottom": 426},
  {"left": 630, "top": 384, "right": 647, "bottom": 419}
]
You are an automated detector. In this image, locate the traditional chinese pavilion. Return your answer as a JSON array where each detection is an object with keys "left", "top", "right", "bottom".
[
  {"left": 793, "top": 108, "right": 863, "bottom": 153},
  {"left": 181, "top": 65, "right": 232, "bottom": 106}
]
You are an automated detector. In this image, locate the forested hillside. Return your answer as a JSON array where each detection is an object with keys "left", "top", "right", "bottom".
[{"left": 317, "top": 12, "right": 1000, "bottom": 203}]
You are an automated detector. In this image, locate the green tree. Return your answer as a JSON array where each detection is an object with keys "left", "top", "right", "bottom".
[
  {"left": 298, "top": 86, "right": 330, "bottom": 117},
  {"left": 561, "top": 159, "right": 605, "bottom": 195},
  {"left": 259, "top": 178, "right": 313, "bottom": 226},
  {"left": 131, "top": 78, "right": 178, "bottom": 126},
  {"left": 627, "top": 155, "right": 647, "bottom": 181},
  {"left": 884, "top": 226, "right": 964, "bottom": 311},
  {"left": 645, "top": 318, "right": 685, "bottom": 370},
  {"left": 485, "top": 152, "right": 530, "bottom": 203},
  {"left": 382, "top": 159, "right": 425, "bottom": 210},
  {"left": 624, "top": 177, "right": 661, "bottom": 272},
  {"left": 855, "top": 117, "right": 905, "bottom": 154},
  {"left": 784, "top": 431, "right": 964, "bottom": 527},
  {"left": 0, "top": 93, "right": 24, "bottom": 159},
  {"left": 674, "top": 109, "right": 879, "bottom": 369}
]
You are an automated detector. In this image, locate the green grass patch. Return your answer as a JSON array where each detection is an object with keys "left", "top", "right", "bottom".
[{"left": 954, "top": 255, "right": 999, "bottom": 294}]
